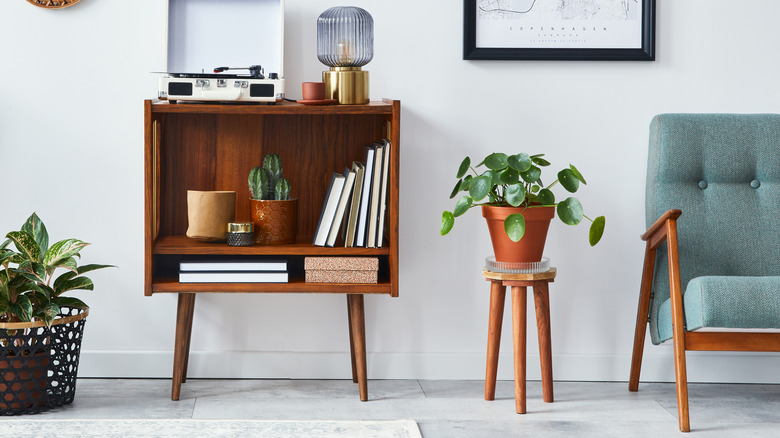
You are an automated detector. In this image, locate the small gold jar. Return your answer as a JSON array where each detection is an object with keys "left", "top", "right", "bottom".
[{"left": 226, "top": 222, "right": 254, "bottom": 247}]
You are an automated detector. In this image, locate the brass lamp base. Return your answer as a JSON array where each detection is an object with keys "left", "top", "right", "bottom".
[{"left": 323, "top": 67, "right": 369, "bottom": 105}]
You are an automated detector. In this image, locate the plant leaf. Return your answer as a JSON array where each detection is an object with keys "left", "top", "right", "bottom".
[
  {"left": 536, "top": 188, "right": 555, "bottom": 205},
  {"left": 507, "top": 153, "right": 532, "bottom": 172},
  {"left": 453, "top": 196, "right": 473, "bottom": 217},
  {"left": 53, "top": 296, "right": 89, "bottom": 310},
  {"left": 449, "top": 179, "right": 462, "bottom": 199},
  {"left": 456, "top": 157, "right": 470, "bottom": 178},
  {"left": 484, "top": 153, "right": 508, "bottom": 171},
  {"left": 557, "top": 197, "right": 584, "bottom": 225},
  {"left": 6, "top": 231, "right": 40, "bottom": 263},
  {"left": 520, "top": 166, "right": 541, "bottom": 184},
  {"left": 498, "top": 168, "right": 519, "bottom": 185},
  {"left": 11, "top": 294, "right": 33, "bottom": 322},
  {"left": 35, "top": 302, "right": 60, "bottom": 327},
  {"left": 440, "top": 211, "right": 455, "bottom": 236},
  {"left": 505, "top": 184, "right": 526, "bottom": 207},
  {"left": 53, "top": 276, "right": 94, "bottom": 297},
  {"left": 504, "top": 213, "right": 526, "bottom": 242},
  {"left": 481, "top": 169, "right": 500, "bottom": 186},
  {"left": 21, "top": 213, "right": 49, "bottom": 260},
  {"left": 0, "top": 249, "right": 14, "bottom": 264},
  {"left": 532, "top": 156, "right": 551, "bottom": 167},
  {"left": 460, "top": 175, "right": 473, "bottom": 191},
  {"left": 569, "top": 164, "right": 587, "bottom": 184},
  {"left": 558, "top": 169, "right": 580, "bottom": 193},
  {"left": 469, "top": 175, "right": 492, "bottom": 202},
  {"left": 18, "top": 260, "right": 47, "bottom": 283},
  {"left": 43, "top": 239, "right": 89, "bottom": 269},
  {"left": 589, "top": 216, "right": 606, "bottom": 246}
]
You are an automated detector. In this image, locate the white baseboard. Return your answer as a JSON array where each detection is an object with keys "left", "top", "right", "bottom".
[{"left": 76, "top": 350, "right": 780, "bottom": 383}]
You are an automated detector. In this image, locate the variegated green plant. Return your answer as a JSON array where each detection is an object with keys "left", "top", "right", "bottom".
[
  {"left": 0, "top": 213, "right": 113, "bottom": 327},
  {"left": 248, "top": 153, "right": 291, "bottom": 200},
  {"left": 440, "top": 153, "right": 606, "bottom": 246}
]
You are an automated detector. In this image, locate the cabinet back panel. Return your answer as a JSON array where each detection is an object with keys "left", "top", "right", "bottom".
[{"left": 159, "top": 112, "right": 389, "bottom": 238}]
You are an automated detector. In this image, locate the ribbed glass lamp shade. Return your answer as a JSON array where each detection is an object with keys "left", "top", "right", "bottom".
[{"left": 317, "top": 7, "right": 374, "bottom": 68}]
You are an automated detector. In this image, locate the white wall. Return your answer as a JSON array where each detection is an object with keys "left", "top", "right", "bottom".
[{"left": 2, "top": 0, "right": 779, "bottom": 383}]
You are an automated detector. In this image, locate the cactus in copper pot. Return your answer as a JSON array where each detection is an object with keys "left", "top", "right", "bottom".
[{"left": 248, "top": 153, "right": 291, "bottom": 201}]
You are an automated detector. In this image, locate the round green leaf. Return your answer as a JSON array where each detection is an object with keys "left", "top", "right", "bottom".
[
  {"left": 520, "top": 166, "right": 541, "bottom": 183},
  {"left": 440, "top": 211, "right": 455, "bottom": 236},
  {"left": 484, "top": 153, "right": 509, "bottom": 171},
  {"left": 536, "top": 188, "right": 555, "bottom": 205},
  {"left": 589, "top": 216, "right": 606, "bottom": 246},
  {"left": 507, "top": 153, "right": 532, "bottom": 172},
  {"left": 531, "top": 155, "right": 551, "bottom": 167},
  {"left": 449, "top": 179, "right": 462, "bottom": 199},
  {"left": 504, "top": 213, "right": 526, "bottom": 242},
  {"left": 456, "top": 157, "right": 471, "bottom": 178},
  {"left": 453, "top": 196, "right": 473, "bottom": 217},
  {"left": 569, "top": 164, "right": 587, "bottom": 184},
  {"left": 558, "top": 169, "right": 580, "bottom": 193},
  {"left": 505, "top": 184, "right": 526, "bottom": 207},
  {"left": 499, "top": 168, "right": 520, "bottom": 185},
  {"left": 461, "top": 175, "right": 473, "bottom": 191},
  {"left": 469, "top": 175, "right": 492, "bottom": 201},
  {"left": 557, "top": 197, "right": 584, "bottom": 225}
]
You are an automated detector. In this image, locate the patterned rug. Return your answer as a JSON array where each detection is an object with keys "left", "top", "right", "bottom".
[{"left": 1, "top": 419, "right": 422, "bottom": 438}]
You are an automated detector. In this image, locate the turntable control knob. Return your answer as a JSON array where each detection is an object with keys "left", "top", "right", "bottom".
[{"left": 268, "top": 73, "right": 279, "bottom": 80}]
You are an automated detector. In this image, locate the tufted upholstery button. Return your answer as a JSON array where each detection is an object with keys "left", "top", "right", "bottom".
[
  {"left": 698, "top": 180, "right": 708, "bottom": 189},
  {"left": 751, "top": 179, "right": 761, "bottom": 189}
]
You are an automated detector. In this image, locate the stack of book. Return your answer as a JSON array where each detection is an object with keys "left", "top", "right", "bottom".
[
  {"left": 313, "top": 139, "right": 391, "bottom": 248},
  {"left": 179, "top": 258, "right": 288, "bottom": 283},
  {"left": 304, "top": 257, "right": 378, "bottom": 284}
]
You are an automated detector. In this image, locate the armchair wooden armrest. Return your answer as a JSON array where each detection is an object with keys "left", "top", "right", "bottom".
[{"left": 641, "top": 209, "right": 682, "bottom": 248}]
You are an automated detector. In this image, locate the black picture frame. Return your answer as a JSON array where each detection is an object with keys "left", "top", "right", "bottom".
[{"left": 464, "top": 0, "right": 655, "bottom": 61}]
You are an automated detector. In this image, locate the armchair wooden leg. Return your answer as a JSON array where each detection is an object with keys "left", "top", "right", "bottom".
[
  {"left": 630, "top": 244, "right": 656, "bottom": 392},
  {"left": 484, "top": 281, "right": 506, "bottom": 401},
  {"left": 666, "top": 219, "right": 691, "bottom": 432}
]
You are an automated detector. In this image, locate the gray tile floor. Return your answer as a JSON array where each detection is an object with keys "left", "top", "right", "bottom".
[{"left": 30, "top": 379, "right": 780, "bottom": 437}]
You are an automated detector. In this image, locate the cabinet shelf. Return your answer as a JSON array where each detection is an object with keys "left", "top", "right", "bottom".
[
  {"left": 150, "top": 99, "right": 395, "bottom": 115},
  {"left": 151, "top": 277, "right": 391, "bottom": 294},
  {"left": 153, "top": 235, "right": 390, "bottom": 256}
]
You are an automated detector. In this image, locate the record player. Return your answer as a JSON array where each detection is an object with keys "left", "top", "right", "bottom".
[{"left": 158, "top": 0, "right": 285, "bottom": 104}]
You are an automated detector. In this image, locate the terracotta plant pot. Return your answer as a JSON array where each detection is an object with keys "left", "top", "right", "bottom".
[
  {"left": 251, "top": 198, "right": 298, "bottom": 245},
  {"left": 482, "top": 205, "right": 555, "bottom": 263}
]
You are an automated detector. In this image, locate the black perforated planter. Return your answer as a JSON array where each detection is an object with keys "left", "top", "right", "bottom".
[{"left": 0, "top": 307, "right": 87, "bottom": 415}]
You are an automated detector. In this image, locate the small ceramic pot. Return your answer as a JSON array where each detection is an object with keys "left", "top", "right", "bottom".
[{"left": 250, "top": 198, "right": 298, "bottom": 245}]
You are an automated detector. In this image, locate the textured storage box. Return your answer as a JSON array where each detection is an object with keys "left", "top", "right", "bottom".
[{"left": 304, "top": 257, "right": 378, "bottom": 284}]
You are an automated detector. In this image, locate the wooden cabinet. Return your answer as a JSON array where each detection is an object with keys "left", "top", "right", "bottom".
[{"left": 143, "top": 99, "right": 400, "bottom": 400}]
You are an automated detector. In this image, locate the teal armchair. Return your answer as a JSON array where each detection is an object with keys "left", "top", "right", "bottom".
[{"left": 629, "top": 114, "right": 780, "bottom": 432}]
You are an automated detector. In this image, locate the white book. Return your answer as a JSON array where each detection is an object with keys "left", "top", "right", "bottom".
[
  {"left": 355, "top": 146, "right": 375, "bottom": 247},
  {"left": 366, "top": 141, "right": 384, "bottom": 248},
  {"left": 179, "top": 271, "right": 289, "bottom": 283},
  {"left": 326, "top": 167, "right": 356, "bottom": 247},
  {"left": 376, "top": 139, "right": 391, "bottom": 247},
  {"left": 313, "top": 172, "right": 346, "bottom": 246},
  {"left": 344, "top": 162, "right": 365, "bottom": 247},
  {"left": 180, "top": 259, "right": 287, "bottom": 272}
]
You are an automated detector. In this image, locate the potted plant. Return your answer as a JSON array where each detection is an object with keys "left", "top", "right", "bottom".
[
  {"left": 249, "top": 153, "right": 298, "bottom": 245},
  {"left": 1, "top": 212, "right": 112, "bottom": 415},
  {"left": 440, "top": 152, "right": 605, "bottom": 263}
]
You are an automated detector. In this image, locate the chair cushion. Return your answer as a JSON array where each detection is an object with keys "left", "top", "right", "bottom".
[{"left": 656, "top": 276, "right": 780, "bottom": 342}]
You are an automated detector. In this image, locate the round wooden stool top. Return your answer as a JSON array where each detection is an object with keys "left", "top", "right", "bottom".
[{"left": 482, "top": 267, "right": 557, "bottom": 282}]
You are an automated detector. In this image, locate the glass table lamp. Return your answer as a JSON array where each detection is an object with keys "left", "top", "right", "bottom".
[{"left": 317, "top": 6, "right": 373, "bottom": 104}]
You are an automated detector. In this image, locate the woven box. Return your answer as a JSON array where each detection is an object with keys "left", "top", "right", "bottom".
[{"left": 304, "top": 257, "right": 378, "bottom": 284}]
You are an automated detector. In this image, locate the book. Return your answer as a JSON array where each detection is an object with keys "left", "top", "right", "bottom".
[
  {"left": 376, "top": 139, "right": 391, "bottom": 247},
  {"left": 355, "top": 146, "right": 375, "bottom": 247},
  {"left": 313, "top": 172, "right": 346, "bottom": 246},
  {"left": 343, "top": 162, "right": 365, "bottom": 247},
  {"left": 179, "top": 271, "right": 289, "bottom": 283},
  {"left": 180, "top": 258, "right": 287, "bottom": 272},
  {"left": 326, "top": 167, "right": 356, "bottom": 247},
  {"left": 366, "top": 141, "right": 384, "bottom": 248}
]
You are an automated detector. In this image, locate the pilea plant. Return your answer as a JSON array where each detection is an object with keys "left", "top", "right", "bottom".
[
  {"left": 249, "top": 153, "right": 291, "bottom": 201},
  {"left": 0, "top": 213, "right": 113, "bottom": 327},
  {"left": 440, "top": 152, "right": 605, "bottom": 245}
]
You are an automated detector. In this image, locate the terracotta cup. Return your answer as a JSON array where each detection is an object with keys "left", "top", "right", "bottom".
[{"left": 302, "top": 82, "right": 326, "bottom": 101}]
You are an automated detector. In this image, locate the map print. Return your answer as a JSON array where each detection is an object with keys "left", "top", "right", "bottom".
[{"left": 478, "top": 0, "right": 638, "bottom": 21}]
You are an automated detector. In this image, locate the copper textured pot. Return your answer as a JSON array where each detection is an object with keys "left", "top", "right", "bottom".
[
  {"left": 250, "top": 198, "right": 298, "bottom": 245},
  {"left": 482, "top": 205, "right": 555, "bottom": 263}
]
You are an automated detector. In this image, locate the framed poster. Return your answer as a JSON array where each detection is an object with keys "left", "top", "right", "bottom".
[{"left": 464, "top": 0, "right": 655, "bottom": 61}]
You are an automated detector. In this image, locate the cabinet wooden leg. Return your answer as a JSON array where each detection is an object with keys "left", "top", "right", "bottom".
[
  {"left": 511, "top": 286, "right": 527, "bottom": 414},
  {"left": 172, "top": 293, "right": 195, "bottom": 401},
  {"left": 347, "top": 296, "right": 358, "bottom": 383},
  {"left": 485, "top": 281, "right": 506, "bottom": 401},
  {"left": 182, "top": 294, "right": 195, "bottom": 384},
  {"left": 347, "top": 294, "right": 368, "bottom": 401},
  {"left": 533, "top": 281, "right": 554, "bottom": 403}
]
